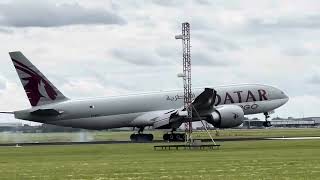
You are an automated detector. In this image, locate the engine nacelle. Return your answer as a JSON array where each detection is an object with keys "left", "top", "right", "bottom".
[{"left": 207, "top": 105, "right": 244, "bottom": 128}]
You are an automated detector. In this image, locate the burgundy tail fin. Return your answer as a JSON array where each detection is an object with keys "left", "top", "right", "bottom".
[{"left": 9, "top": 51, "right": 68, "bottom": 107}]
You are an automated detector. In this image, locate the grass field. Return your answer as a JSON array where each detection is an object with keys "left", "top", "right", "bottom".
[
  {"left": 1, "top": 128, "right": 320, "bottom": 143},
  {"left": 0, "top": 140, "right": 319, "bottom": 180}
]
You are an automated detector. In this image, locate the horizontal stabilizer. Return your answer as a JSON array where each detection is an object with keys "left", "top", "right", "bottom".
[
  {"left": 0, "top": 112, "right": 14, "bottom": 114},
  {"left": 30, "top": 109, "right": 63, "bottom": 116}
]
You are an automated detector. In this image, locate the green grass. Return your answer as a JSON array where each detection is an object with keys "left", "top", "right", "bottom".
[
  {"left": 1, "top": 128, "right": 320, "bottom": 143},
  {"left": 0, "top": 140, "right": 319, "bottom": 179},
  {"left": 192, "top": 128, "right": 320, "bottom": 139}
]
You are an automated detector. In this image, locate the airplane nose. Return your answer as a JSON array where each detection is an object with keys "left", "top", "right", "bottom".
[
  {"left": 281, "top": 91, "right": 289, "bottom": 103},
  {"left": 274, "top": 86, "right": 289, "bottom": 104},
  {"left": 285, "top": 94, "right": 289, "bottom": 102}
]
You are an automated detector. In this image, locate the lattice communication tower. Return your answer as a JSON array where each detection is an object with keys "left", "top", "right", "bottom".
[{"left": 175, "top": 22, "right": 192, "bottom": 143}]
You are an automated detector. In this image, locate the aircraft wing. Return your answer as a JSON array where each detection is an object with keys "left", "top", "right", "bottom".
[
  {"left": 153, "top": 88, "right": 217, "bottom": 129},
  {"left": 192, "top": 88, "right": 217, "bottom": 112}
]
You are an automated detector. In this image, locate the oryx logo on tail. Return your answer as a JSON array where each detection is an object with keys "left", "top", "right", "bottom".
[
  {"left": 9, "top": 52, "right": 67, "bottom": 107},
  {"left": 12, "top": 59, "right": 57, "bottom": 106}
]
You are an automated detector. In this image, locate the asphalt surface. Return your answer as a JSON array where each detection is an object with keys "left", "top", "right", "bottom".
[{"left": 0, "top": 137, "right": 301, "bottom": 146}]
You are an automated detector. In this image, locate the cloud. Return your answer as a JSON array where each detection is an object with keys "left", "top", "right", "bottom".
[
  {"left": 0, "top": 28, "right": 13, "bottom": 34},
  {"left": 61, "top": 78, "right": 128, "bottom": 97},
  {"left": 112, "top": 46, "right": 230, "bottom": 67},
  {"left": 307, "top": 74, "right": 320, "bottom": 85},
  {"left": 0, "top": 1, "right": 126, "bottom": 27},
  {"left": 194, "top": 0, "right": 212, "bottom": 5},
  {"left": 194, "top": 32, "right": 240, "bottom": 52},
  {"left": 152, "top": 0, "right": 184, "bottom": 7},
  {"left": 0, "top": 76, "right": 7, "bottom": 90},
  {"left": 155, "top": 47, "right": 178, "bottom": 58},
  {"left": 152, "top": 0, "right": 211, "bottom": 7},
  {"left": 247, "top": 14, "right": 320, "bottom": 33},
  {"left": 192, "top": 52, "right": 230, "bottom": 66},
  {"left": 278, "top": 95, "right": 320, "bottom": 117},
  {"left": 0, "top": 82, "right": 6, "bottom": 90},
  {"left": 0, "top": 82, "right": 29, "bottom": 111},
  {"left": 112, "top": 48, "right": 172, "bottom": 66},
  {"left": 0, "top": 113, "right": 18, "bottom": 123},
  {"left": 1, "top": 0, "right": 320, "bottom": 120},
  {"left": 282, "top": 47, "right": 310, "bottom": 57}
]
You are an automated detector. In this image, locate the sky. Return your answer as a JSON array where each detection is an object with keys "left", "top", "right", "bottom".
[{"left": 1, "top": 0, "right": 320, "bottom": 123}]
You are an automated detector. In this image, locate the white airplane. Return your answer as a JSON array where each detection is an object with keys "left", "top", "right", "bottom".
[{"left": 1, "top": 52, "right": 289, "bottom": 141}]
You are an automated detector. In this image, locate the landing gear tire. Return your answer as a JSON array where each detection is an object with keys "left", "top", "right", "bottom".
[
  {"left": 163, "top": 133, "right": 185, "bottom": 142},
  {"left": 163, "top": 134, "right": 170, "bottom": 141},
  {"left": 263, "top": 121, "right": 272, "bottom": 127},
  {"left": 130, "top": 134, "right": 154, "bottom": 142},
  {"left": 263, "top": 112, "right": 272, "bottom": 127}
]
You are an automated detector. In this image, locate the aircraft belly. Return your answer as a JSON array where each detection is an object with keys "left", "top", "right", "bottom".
[
  {"left": 261, "top": 98, "right": 288, "bottom": 112},
  {"left": 50, "top": 113, "right": 142, "bottom": 130}
]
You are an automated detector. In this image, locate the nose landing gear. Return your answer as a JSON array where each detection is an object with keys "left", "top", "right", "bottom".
[{"left": 263, "top": 112, "right": 272, "bottom": 127}]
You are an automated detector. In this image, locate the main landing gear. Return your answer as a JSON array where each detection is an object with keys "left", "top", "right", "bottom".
[
  {"left": 130, "top": 127, "right": 154, "bottom": 142},
  {"left": 263, "top": 112, "right": 272, "bottom": 127},
  {"left": 163, "top": 129, "right": 185, "bottom": 142}
]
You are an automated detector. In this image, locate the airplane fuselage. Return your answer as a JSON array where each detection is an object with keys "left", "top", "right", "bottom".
[{"left": 14, "top": 84, "right": 288, "bottom": 130}]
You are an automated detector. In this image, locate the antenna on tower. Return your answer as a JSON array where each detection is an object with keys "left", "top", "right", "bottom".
[{"left": 176, "top": 22, "right": 193, "bottom": 144}]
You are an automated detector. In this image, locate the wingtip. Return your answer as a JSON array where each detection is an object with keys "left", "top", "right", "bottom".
[
  {"left": 9, "top": 51, "right": 25, "bottom": 60},
  {"left": 9, "top": 51, "right": 22, "bottom": 55}
]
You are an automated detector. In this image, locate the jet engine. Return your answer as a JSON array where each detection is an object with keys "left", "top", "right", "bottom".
[{"left": 207, "top": 105, "right": 244, "bottom": 128}]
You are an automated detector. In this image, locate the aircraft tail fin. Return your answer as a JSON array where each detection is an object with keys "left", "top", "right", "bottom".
[{"left": 9, "top": 51, "right": 68, "bottom": 107}]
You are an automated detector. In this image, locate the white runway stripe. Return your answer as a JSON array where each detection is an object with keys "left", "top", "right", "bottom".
[{"left": 266, "top": 137, "right": 320, "bottom": 140}]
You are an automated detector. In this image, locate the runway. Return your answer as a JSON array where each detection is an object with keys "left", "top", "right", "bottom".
[
  {"left": 266, "top": 137, "right": 320, "bottom": 140},
  {"left": 1, "top": 136, "right": 319, "bottom": 146}
]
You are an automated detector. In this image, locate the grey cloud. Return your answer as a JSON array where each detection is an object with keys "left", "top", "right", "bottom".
[
  {"left": 190, "top": 20, "right": 213, "bottom": 31},
  {"left": 0, "top": 28, "right": 13, "bottom": 34},
  {"left": 194, "top": 0, "right": 212, "bottom": 5},
  {"left": 170, "top": 16, "right": 214, "bottom": 31},
  {"left": 153, "top": 39, "right": 232, "bottom": 66},
  {"left": 0, "top": 1, "right": 126, "bottom": 27},
  {"left": 247, "top": 15, "right": 320, "bottom": 32},
  {"left": 282, "top": 48, "right": 310, "bottom": 57},
  {"left": 192, "top": 53, "right": 229, "bottom": 66},
  {"left": 308, "top": 74, "right": 320, "bottom": 85},
  {"left": 153, "top": 0, "right": 211, "bottom": 7},
  {"left": 155, "top": 46, "right": 179, "bottom": 58},
  {"left": 152, "top": 0, "right": 184, "bottom": 7},
  {"left": 0, "top": 78, "right": 6, "bottom": 90},
  {"left": 112, "top": 48, "right": 170, "bottom": 66},
  {"left": 194, "top": 32, "right": 240, "bottom": 52},
  {"left": 87, "top": 70, "right": 131, "bottom": 91},
  {"left": 154, "top": 46, "right": 229, "bottom": 66}
]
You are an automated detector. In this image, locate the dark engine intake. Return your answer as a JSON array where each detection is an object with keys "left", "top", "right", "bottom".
[{"left": 207, "top": 105, "right": 244, "bottom": 128}]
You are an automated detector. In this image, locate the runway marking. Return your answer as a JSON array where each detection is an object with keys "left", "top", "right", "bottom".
[{"left": 266, "top": 137, "right": 320, "bottom": 140}]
